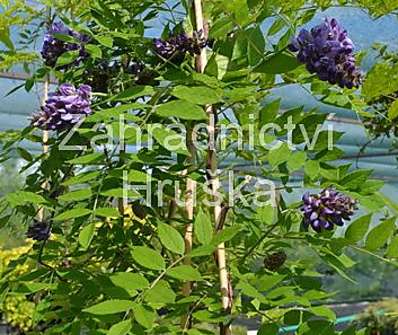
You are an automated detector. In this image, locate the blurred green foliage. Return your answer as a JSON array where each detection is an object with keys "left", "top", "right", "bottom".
[
  {"left": 357, "top": 298, "right": 398, "bottom": 334},
  {"left": 0, "top": 160, "right": 25, "bottom": 249}
]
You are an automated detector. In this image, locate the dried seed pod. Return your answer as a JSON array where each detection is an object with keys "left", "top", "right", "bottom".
[
  {"left": 153, "top": 30, "right": 208, "bottom": 60},
  {"left": 264, "top": 251, "right": 287, "bottom": 271},
  {"left": 27, "top": 220, "right": 51, "bottom": 241}
]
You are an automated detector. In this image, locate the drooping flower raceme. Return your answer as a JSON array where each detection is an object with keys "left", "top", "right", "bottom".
[
  {"left": 301, "top": 188, "right": 357, "bottom": 232},
  {"left": 32, "top": 83, "right": 92, "bottom": 131},
  {"left": 27, "top": 220, "right": 51, "bottom": 241},
  {"left": 289, "top": 18, "right": 362, "bottom": 89},
  {"left": 153, "top": 30, "right": 207, "bottom": 59},
  {"left": 41, "top": 21, "right": 88, "bottom": 67}
]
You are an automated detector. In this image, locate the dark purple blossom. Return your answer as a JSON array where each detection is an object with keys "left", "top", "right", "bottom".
[
  {"left": 41, "top": 21, "right": 88, "bottom": 67},
  {"left": 153, "top": 30, "right": 207, "bottom": 59},
  {"left": 32, "top": 83, "right": 92, "bottom": 131},
  {"left": 289, "top": 18, "right": 362, "bottom": 89},
  {"left": 27, "top": 220, "right": 51, "bottom": 241},
  {"left": 301, "top": 188, "right": 357, "bottom": 232}
]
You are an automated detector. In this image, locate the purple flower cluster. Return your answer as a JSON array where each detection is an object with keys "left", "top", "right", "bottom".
[
  {"left": 289, "top": 18, "right": 362, "bottom": 89},
  {"left": 32, "top": 83, "right": 92, "bottom": 131},
  {"left": 27, "top": 220, "right": 51, "bottom": 241},
  {"left": 41, "top": 21, "right": 88, "bottom": 67},
  {"left": 153, "top": 30, "right": 207, "bottom": 59},
  {"left": 301, "top": 188, "right": 357, "bottom": 232}
]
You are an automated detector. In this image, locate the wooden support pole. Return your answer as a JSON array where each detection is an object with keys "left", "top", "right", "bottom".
[
  {"left": 38, "top": 77, "right": 49, "bottom": 222},
  {"left": 192, "top": 1, "right": 232, "bottom": 334}
]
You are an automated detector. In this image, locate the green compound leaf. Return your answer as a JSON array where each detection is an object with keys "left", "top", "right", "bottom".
[
  {"left": 366, "top": 217, "right": 396, "bottom": 251},
  {"left": 94, "top": 207, "right": 120, "bottom": 218},
  {"left": 150, "top": 123, "right": 188, "bottom": 155},
  {"left": 110, "top": 272, "right": 149, "bottom": 293},
  {"left": 79, "top": 222, "right": 95, "bottom": 250},
  {"left": 6, "top": 191, "right": 47, "bottom": 207},
  {"left": 144, "top": 280, "right": 176, "bottom": 304},
  {"left": 54, "top": 208, "right": 92, "bottom": 221},
  {"left": 166, "top": 265, "right": 202, "bottom": 281},
  {"left": 132, "top": 304, "right": 156, "bottom": 329},
  {"left": 345, "top": 214, "right": 372, "bottom": 243},
  {"left": 194, "top": 209, "right": 213, "bottom": 245},
  {"left": 83, "top": 299, "right": 134, "bottom": 315},
  {"left": 172, "top": 86, "right": 222, "bottom": 105},
  {"left": 255, "top": 53, "right": 300, "bottom": 74},
  {"left": 386, "top": 236, "right": 398, "bottom": 258},
  {"left": 131, "top": 246, "right": 165, "bottom": 270},
  {"left": 156, "top": 100, "right": 207, "bottom": 120},
  {"left": 58, "top": 189, "right": 92, "bottom": 202},
  {"left": 158, "top": 222, "right": 185, "bottom": 255},
  {"left": 107, "top": 320, "right": 132, "bottom": 335}
]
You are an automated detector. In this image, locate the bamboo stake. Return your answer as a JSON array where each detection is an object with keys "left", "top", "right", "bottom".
[
  {"left": 181, "top": 0, "right": 207, "bottom": 327},
  {"left": 181, "top": 93, "right": 198, "bottom": 330},
  {"left": 38, "top": 77, "right": 49, "bottom": 221},
  {"left": 182, "top": 127, "right": 196, "bottom": 282},
  {"left": 118, "top": 141, "right": 126, "bottom": 216},
  {"left": 192, "top": 1, "right": 232, "bottom": 334}
]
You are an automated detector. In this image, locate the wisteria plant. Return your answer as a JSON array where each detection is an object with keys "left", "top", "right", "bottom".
[{"left": 0, "top": 1, "right": 398, "bottom": 335}]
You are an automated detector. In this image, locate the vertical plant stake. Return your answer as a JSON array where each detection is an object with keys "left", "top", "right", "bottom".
[
  {"left": 37, "top": 9, "right": 51, "bottom": 222},
  {"left": 192, "top": 1, "right": 232, "bottom": 334},
  {"left": 182, "top": 126, "right": 196, "bottom": 325},
  {"left": 37, "top": 76, "right": 49, "bottom": 222},
  {"left": 181, "top": 1, "right": 205, "bottom": 327}
]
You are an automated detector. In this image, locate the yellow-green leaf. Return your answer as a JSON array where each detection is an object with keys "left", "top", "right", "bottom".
[
  {"left": 172, "top": 86, "right": 222, "bottom": 105},
  {"left": 108, "top": 320, "right": 132, "bottom": 335},
  {"left": 156, "top": 100, "right": 207, "bottom": 120},
  {"left": 58, "top": 189, "right": 92, "bottom": 202},
  {"left": 131, "top": 304, "right": 155, "bottom": 329},
  {"left": 131, "top": 246, "right": 165, "bottom": 270},
  {"left": 83, "top": 300, "right": 134, "bottom": 315},
  {"left": 110, "top": 272, "right": 149, "bottom": 294},
  {"left": 54, "top": 208, "right": 92, "bottom": 221},
  {"left": 95, "top": 207, "right": 120, "bottom": 218},
  {"left": 388, "top": 99, "right": 398, "bottom": 120},
  {"left": 79, "top": 222, "right": 95, "bottom": 250},
  {"left": 365, "top": 217, "right": 396, "bottom": 251},
  {"left": 158, "top": 223, "right": 185, "bottom": 254},
  {"left": 386, "top": 236, "right": 398, "bottom": 258},
  {"left": 166, "top": 265, "right": 202, "bottom": 281},
  {"left": 194, "top": 209, "right": 213, "bottom": 245},
  {"left": 345, "top": 214, "right": 372, "bottom": 243}
]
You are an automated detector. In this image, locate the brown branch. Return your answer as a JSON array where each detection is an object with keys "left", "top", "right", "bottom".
[
  {"left": 216, "top": 204, "right": 230, "bottom": 232},
  {"left": 168, "top": 198, "right": 177, "bottom": 219}
]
